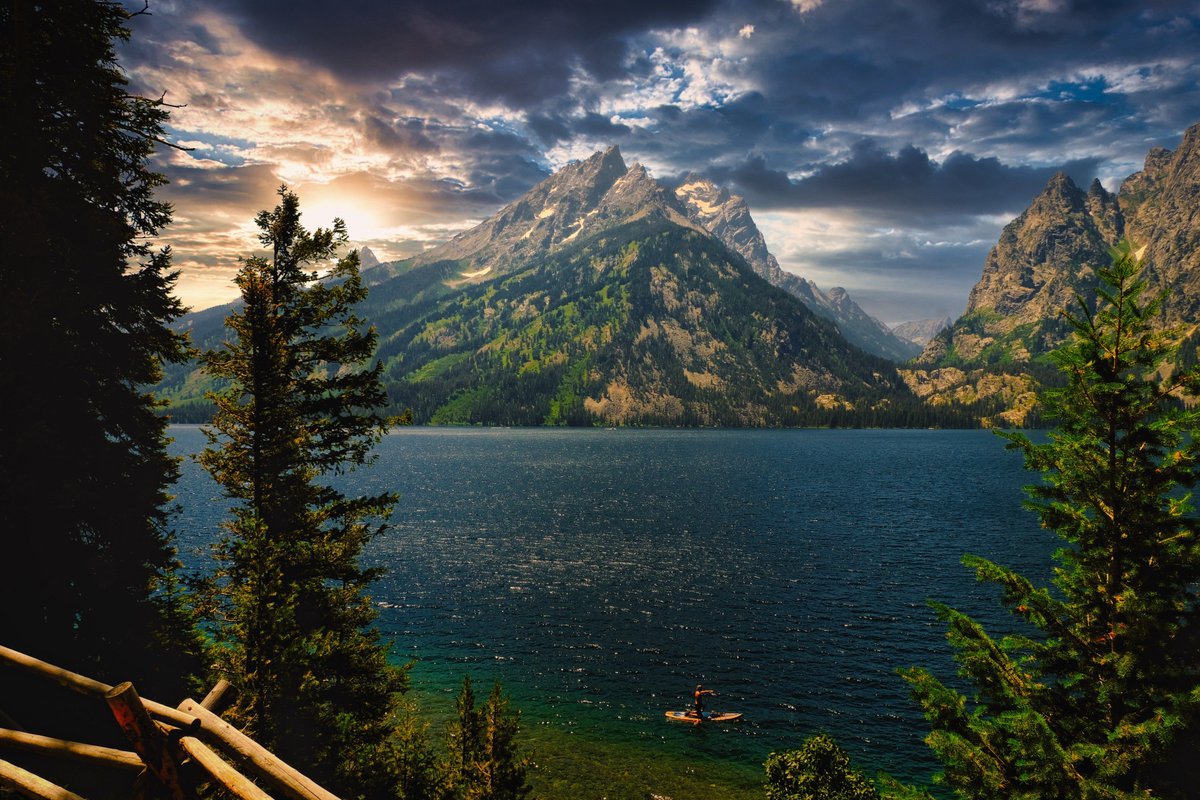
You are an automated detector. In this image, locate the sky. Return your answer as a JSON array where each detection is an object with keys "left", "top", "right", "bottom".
[{"left": 119, "top": 0, "right": 1200, "bottom": 325}]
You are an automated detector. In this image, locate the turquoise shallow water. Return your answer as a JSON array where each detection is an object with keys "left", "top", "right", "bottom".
[{"left": 168, "top": 426, "right": 1054, "bottom": 798}]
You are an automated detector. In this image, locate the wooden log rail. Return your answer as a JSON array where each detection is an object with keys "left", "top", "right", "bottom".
[
  {"left": 0, "top": 644, "right": 343, "bottom": 800},
  {"left": 0, "top": 757, "right": 87, "bottom": 800},
  {"left": 0, "top": 729, "right": 142, "bottom": 771}
]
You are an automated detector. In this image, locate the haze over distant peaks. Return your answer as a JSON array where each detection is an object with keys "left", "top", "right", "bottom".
[
  {"left": 891, "top": 317, "right": 952, "bottom": 347},
  {"left": 357, "top": 246, "right": 380, "bottom": 268}
]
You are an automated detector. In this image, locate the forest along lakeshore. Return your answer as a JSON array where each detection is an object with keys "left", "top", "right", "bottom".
[{"left": 5, "top": 2, "right": 1200, "bottom": 800}]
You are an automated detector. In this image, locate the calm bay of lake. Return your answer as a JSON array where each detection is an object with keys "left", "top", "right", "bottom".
[{"left": 168, "top": 426, "right": 1054, "bottom": 799}]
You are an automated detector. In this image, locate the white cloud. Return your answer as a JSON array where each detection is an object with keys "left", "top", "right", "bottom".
[
  {"left": 738, "top": 24, "right": 755, "bottom": 39},
  {"left": 788, "top": 0, "right": 824, "bottom": 13}
]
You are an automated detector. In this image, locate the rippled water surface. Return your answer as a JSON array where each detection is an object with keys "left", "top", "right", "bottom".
[{"left": 169, "top": 426, "right": 1054, "bottom": 799}]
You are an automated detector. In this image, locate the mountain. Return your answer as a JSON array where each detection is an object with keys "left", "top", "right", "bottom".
[
  {"left": 357, "top": 246, "right": 380, "bottom": 268},
  {"left": 891, "top": 317, "right": 951, "bottom": 346},
  {"left": 159, "top": 147, "right": 936, "bottom": 427},
  {"left": 907, "top": 120, "right": 1200, "bottom": 425},
  {"left": 674, "top": 176, "right": 921, "bottom": 362},
  {"left": 365, "top": 149, "right": 915, "bottom": 426}
]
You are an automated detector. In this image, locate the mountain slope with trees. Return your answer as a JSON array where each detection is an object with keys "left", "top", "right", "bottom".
[
  {"left": 376, "top": 215, "right": 912, "bottom": 426},
  {"left": 901, "top": 242, "right": 1200, "bottom": 798}
]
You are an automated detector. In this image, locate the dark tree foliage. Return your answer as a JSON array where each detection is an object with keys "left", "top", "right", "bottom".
[
  {"left": 901, "top": 241, "right": 1200, "bottom": 798},
  {"left": 200, "top": 187, "right": 412, "bottom": 798},
  {"left": 765, "top": 733, "right": 881, "bottom": 800},
  {"left": 446, "top": 675, "right": 532, "bottom": 800},
  {"left": 0, "top": 0, "right": 204, "bottom": 718}
]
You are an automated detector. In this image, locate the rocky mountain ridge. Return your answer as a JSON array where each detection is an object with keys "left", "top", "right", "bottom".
[
  {"left": 674, "top": 175, "right": 921, "bottom": 361},
  {"left": 401, "top": 147, "right": 703, "bottom": 283},
  {"left": 908, "top": 120, "right": 1200, "bottom": 425}
]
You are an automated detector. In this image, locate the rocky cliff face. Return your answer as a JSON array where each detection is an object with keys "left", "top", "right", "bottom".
[
  {"left": 1122, "top": 124, "right": 1200, "bottom": 328},
  {"left": 909, "top": 120, "right": 1200, "bottom": 425},
  {"left": 960, "top": 172, "right": 1114, "bottom": 331},
  {"left": 410, "top": 146, "right": 702, "bottom": 283},
  {"left": 675, "top": 176, "right": 920, "bottom": 361}
]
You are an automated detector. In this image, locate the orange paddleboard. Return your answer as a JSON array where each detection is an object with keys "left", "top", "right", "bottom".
[{"left": 664, "top": 710, "right": 743, "bottom": 724}]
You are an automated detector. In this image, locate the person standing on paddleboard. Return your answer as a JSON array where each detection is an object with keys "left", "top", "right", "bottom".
[{"left": 693, "top": 684, "right": 715, "bottom": 718}]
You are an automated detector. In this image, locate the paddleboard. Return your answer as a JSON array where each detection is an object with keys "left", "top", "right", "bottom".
[{"left": 664, "top": 710, "right": 743, "bottom": 724}]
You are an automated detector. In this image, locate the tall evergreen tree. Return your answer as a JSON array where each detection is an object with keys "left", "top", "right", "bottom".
[
  {"left": 902, "top": 240, "right": 1200, "bottom": 798},
  {"left": 0, "top": 0, "right": 203, "bottom": 708},
  {"left": 201, "top": 186, "right": 409, "bottom": 797},
  {"left": 446, "top": 675, "right": 532, "bottom": 800}
]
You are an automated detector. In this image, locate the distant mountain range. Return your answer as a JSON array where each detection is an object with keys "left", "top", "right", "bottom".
[
  {"left": 161, "top": 147, "right": 937, "bottom": 426},
  {"left": 891, "top": 317, "right": 951, "bottom": 347},
  {"left": 906, "top": 121, "right": 1200, "bottom": 425},
  {"left": 159, "top": 123, "right": 1200, "bottom": 428}
]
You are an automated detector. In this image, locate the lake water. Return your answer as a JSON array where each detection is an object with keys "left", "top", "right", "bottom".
[{"left": 167, "top": 426, "right": 1055, "bottom": 799}]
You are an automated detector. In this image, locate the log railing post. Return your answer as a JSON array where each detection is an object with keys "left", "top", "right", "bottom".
[
  {"left": 105, "top": 682, "right": 187, "bottom": 800},
  {"left": 199, "top": 679, "right": 234, "bottom": 715}
]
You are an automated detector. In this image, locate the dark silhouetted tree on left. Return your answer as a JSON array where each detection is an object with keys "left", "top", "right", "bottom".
[{"left": 0, "top": 0, "right": 206, "bottom": 721}]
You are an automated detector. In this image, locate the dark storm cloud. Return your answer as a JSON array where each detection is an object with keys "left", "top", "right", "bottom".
[
  {"left": 360, "top": 114, "right": 439, "bottom": 154},
  {"left": 715, "top": 141, "right": 1102, "bottom": 222},
  {"left": 206, "top": 0, "right": 719, "bottom": 104},
  {"left": 747, "top": 1, "right": 1199, "bottom": 116}
]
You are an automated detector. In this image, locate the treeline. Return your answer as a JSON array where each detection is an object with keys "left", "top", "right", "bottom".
[{"left": 0, "top": 5, "right": 528, "bottom": 800}]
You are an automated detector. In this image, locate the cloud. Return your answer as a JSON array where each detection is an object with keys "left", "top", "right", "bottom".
[
  {"left": 714, "top": 140, "right": 1102, "bottom": 223},
  {"left": 738, "top": 24, "right": 755, "bottom": 39},
  {"left": 201, "top": 0, "right": 722, "bottom": 105}
]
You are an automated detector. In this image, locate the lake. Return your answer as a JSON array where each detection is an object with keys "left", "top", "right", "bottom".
[{"left": 167, "top": 426, "right": 1055, "bottom": 799}]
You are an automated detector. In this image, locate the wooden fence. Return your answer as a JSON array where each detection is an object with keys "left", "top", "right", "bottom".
[{"left": 0, "top": 645, "right": 342, "bottom": 800}]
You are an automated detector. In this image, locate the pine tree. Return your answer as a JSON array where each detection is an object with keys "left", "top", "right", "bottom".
[
  {"left": 0, "top": 0, "right": 204, "bottom": 711},
  {"left": 901, "top": 241, "right": 1200, "bottom": 798},
  {"left": 446, "top": 675, "right": 532, "bottom": 800},
  {"left": 200, "top": 186, "right": 410, "bottom": 797}
]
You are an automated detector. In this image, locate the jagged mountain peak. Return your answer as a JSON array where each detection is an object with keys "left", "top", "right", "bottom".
[
  {"left": 958, "top": 168, "right": 1111, "bottom": 326},
  {"left": 1032, "top": 171, "right": 1086, "bottom": 212},
  {"left": 390, "top": 151, "right": 920, "bottom": 363},
  {"left": 675, "top": 174, "right": 737, "bottom": 215}
]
